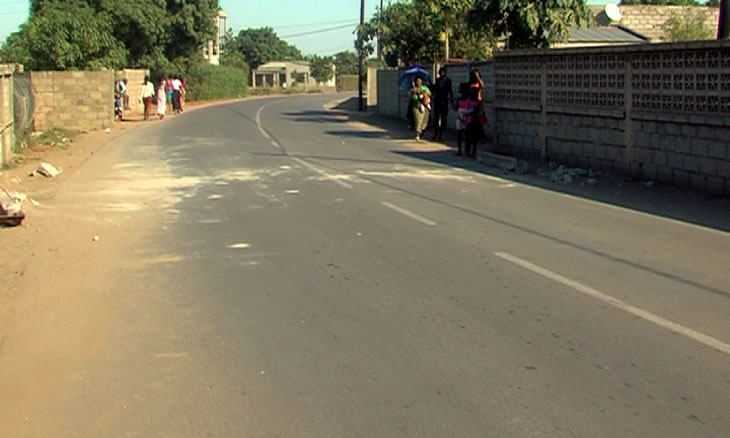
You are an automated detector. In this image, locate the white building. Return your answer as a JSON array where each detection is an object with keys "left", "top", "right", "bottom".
[
  {"left": 251, "top": 61, "right": 336, "bottom": 88},
  {"left": 203, "top": 9, "right": 228, "bottom": 66}
]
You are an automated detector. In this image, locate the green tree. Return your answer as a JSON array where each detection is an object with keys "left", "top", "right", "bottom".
[
  {"left": 228, "top": 27, "right": 302, "bottom": 70},
  {"left": 0, "top": 26, "right": 32, "bottom": 66},
  {"left": 370, "top": 1, "right": 443, "bottom": 65},
  {"left": 220, "top": 50, "right": 249, "bottom": 71},
  {"left": 333, "top": 51, "right": 359, "bottom": 76},
  {"left": 22, "top": 0, "right": 217, "bottom": 71},
  {"left": 309, "top": 55, "right": 335, "bottom": 84},
  {"left": 362, "top": 0, "right": 490, "bottom": 66},
  {"left": 0, "top": 4, "right": 127, "bottom": 70},
  {"left": 468, "top": 0, "right": 593, "bottom": 49},
  {"left": 164, "top": 0, "right": 218, "bottom": 60},
  {"left": 662, "top": 8, "right": 715, "bottom": 40}
]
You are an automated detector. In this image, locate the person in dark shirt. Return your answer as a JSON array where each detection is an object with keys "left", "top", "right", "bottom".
[{"left": 431, "top": 67, "right": 453, "bottom": 141}]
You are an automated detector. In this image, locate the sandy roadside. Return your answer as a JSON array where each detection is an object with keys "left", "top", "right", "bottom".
[
  {"left": 0, "top": 92, "right": 330, "bottom": 339},
  {"left": 0, "top": 96, "right": 264, "bottom": 432},
  {"left": 0, "top": 98, "right": 253, "bottom": 333}
]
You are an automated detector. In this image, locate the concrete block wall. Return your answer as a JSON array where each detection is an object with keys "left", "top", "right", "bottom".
[
  {"left": 116, "top": 69, "right": 149, "bottom": 117},
  {"left": 632, "top": 118, "right": 730, "bottom": 193},
  {"left": 544, "top": 112, "right": 627, "bottom": 172},
  {"left": 32, "top": 70, "right": 114, "bottom": 132},
  {"left": 496, "top": 109, "right": 543, "bottom": 159},
  {"left": 494, "top": 40, "right": 730, "bottom": 195},
  {"left": 0, "top": 64, "right": 15, "bottom": 168}
]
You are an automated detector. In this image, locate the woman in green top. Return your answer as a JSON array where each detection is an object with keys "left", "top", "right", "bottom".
[{"left": 410, "top": 77, "right": 431, "bottom": 141}]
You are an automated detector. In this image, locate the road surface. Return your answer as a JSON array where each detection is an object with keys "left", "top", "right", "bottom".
[{"left": 1, "top": 94, "right": 729, "bottom": 437}]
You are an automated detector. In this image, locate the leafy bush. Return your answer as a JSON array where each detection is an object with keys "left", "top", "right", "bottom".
[
  {"left": 249, "top": 87, "right": 273, "bottom": 96},
  {"left": 337, "top": 74, "right": 362, "bottom": 92},
  {"left": 662, "top": 9, "right": 715, "bottom": 41},
  {"left": 183, "top": 63, "right": 249, "bottom": 101},
  {"left": 0, "top": 4, "right": 127, "bottom": 70}
]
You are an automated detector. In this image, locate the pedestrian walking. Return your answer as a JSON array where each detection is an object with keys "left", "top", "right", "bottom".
[
  {"left": 166, "top": 75, "right": 174, "bottom": 113},
  {"left": 139, "top": 75, "right": 155, "bottom": 121},
  {"left": 172, "top": 75, "right": 182, "bottom": 114},
  {"left": 465, "top": 86, "right": 484, "bottom": 157},
  {"left": 410, "top": 77, "right": 431, "bottom": 141},
  {"left": 156, "top": 79, "right": 167, "bottom": 120},
  {"left": 179, "top": 76, "right": 186, "bottom": 112},
  {"left": 431, "top": 67, "right": 453, "bottom": 141},
  {"left": 469, "top": 68, "right": 484, "bottom": 102},
  {"left": 454, "top": 82, "right": 475, "bottom": 156},
  {"left": 468, "top": 68, "right": 487, "bottom": 143},
  {"left": 117, "top": 78, "right": 130, "bottom": 110}
]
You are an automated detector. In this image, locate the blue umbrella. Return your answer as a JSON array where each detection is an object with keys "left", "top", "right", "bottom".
[{"left": 398, "top": 66, "right": 431, "bottom": 90}]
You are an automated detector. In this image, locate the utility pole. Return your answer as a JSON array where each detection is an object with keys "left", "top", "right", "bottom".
[
  {"left": 359, "top": 0, "right": 365, "bottom": 111},
  {"left": 377, "top": 0, "right": 383, "bottom": 61},
  {"left": 719, "top": 0, "right": 730, "bottom": 39}
]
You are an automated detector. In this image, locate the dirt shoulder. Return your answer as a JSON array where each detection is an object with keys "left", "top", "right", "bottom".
[
  {"left": 0, "top": 93, "right": 325, "bottom": 324},
  {"left": 0, "top": 98, "right": 244, "bottom": 331}
]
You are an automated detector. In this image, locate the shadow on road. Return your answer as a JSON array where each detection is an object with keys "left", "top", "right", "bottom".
[
  {"left": 280, "top": 110, "right": 348, "bottom": 124},
  {"left": 323, "top": 130, "right": 397, "bottom": 140},
  {"left": 328, "top": 96, "right": 730, "bottom": 234}
]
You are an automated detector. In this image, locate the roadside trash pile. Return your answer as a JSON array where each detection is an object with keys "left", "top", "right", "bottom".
[
  {"left": 538, "top": 163, "right": 603, "bottom": 186},
  {"left": 0, "top": 186, "right": 26, "bottom": 227},
  {"left": 478, "top": 152, "right": 529, "bottom": 174},
  {"left": 32, "top": 162, "right": 61, "bottom": 178},
  {"left": 0, "top": 161, "right": 59, "bottom": 227}
]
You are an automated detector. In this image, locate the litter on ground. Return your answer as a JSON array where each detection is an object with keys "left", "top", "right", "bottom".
[
  {"left": 0, "top": 186, "right": 26, "bottom": 227},
  {"left": 34, "top": 162, "right": 61, "bottom": 178}
]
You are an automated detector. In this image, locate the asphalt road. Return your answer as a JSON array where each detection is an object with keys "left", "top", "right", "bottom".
[{"left": 4, "top": 94, "right": 729, "bottom": 437}]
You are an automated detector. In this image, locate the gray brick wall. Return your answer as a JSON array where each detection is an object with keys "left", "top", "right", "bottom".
[
  {"left": 494, "top": 40, "right": 730, "bottom": 195},
  {"left": 32, "top": 70, "right": 114, "bottom": 132}
]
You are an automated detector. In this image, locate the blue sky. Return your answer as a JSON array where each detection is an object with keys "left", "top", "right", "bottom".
[{"left": 1, "top": 0, "right": 608, "bottom": 56}]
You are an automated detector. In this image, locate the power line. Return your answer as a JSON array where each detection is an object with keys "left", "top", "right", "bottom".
[
  {"left": 274, "top": 19, "right": 357, "bottom": 30},
  {"left": 281, "top": 23, "right": 357, "bottom": 39}
]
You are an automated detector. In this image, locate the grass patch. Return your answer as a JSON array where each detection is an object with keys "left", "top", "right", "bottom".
[{"left": 30, "top": 127, "right": 79, "bottom": 149}]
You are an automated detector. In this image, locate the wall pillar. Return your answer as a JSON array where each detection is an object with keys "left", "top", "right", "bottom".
[
  {"left": 539, "top": 57, "right": 548, "bottom": 161},
  {"left": 624, "top": 54, "right": 635, "bottom": 176},
  {"left": 0, "top": 65, "right": 15, "bottom": 168}
]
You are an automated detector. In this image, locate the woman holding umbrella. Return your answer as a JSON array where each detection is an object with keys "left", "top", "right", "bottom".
[{"left": 410, "top": 77, "right": 431, "bottom": 141}]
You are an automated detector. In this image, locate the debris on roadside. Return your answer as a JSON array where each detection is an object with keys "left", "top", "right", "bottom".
[
  {"left": 539, "top": 163, "right": 603, "bottom": 186},
  {"left": 478, "top": 152, "right": 529, "bottom": 174},
  {"left": 33, "top": 162, "right": 61, "bottom": 178},
  {"left": 0, "top": 186, "right": 26, "bottom": 227}
]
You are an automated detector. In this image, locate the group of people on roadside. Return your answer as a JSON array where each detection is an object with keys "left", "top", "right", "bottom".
[
  {"left": 408, "top": 67, "right": 486, "bottom": 157},
  {"left": 120, "top": 74, "right": 187, "bottom": 122}
]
